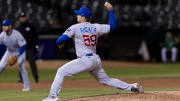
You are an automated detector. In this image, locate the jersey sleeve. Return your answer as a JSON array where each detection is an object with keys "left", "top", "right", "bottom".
[
  {"left": 96, "top": 24, "right": 110, "bottom": 36},
  {"left": 63, "top": 25, "right": 76, "bottom": 38},
  {"left": 17, "top": 32, "right": 27, "bottom": 47}
]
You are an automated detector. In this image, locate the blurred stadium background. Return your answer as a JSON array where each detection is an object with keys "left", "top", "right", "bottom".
[{"left": 0, "top": 0, "right": 180, "bottom": 62}]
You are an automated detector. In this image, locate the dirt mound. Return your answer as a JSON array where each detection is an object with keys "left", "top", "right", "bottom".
[{"left": 63, "top": 91, "right": 180, "bottom": 101}]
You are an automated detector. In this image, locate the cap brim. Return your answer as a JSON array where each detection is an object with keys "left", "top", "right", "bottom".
[{"left": 74, "top": 10, "right": 80, "bottom": 15}]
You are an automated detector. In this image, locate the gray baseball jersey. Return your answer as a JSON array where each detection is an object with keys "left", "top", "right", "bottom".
[{"left": 64, "top": 22, "right": 110, "bottom": 57}]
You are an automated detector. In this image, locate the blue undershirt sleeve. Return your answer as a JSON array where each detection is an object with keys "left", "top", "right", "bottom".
[
  {"left": 17, "top": 44, "right": 26, "bottom": 57},
  {"left": 56, "top": 34, "right": 69, "bottom": 45},
  {"left": 108, "top": 10, "right": 116, "bottom": 31}
]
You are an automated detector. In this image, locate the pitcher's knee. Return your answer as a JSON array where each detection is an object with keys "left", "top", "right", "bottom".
[{"left": 57, "top": 68, "right": 67, "bottom": 77}]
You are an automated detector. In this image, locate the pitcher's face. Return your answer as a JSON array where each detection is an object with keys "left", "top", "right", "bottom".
[{"left": 77, "top": 15, "right": 86, "bottom": 23}]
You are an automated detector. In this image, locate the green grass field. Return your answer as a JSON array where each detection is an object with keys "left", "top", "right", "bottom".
[
  {"left": 0, "top": 62, "right": 180, "bottom": 101},
  {"left": 0, "top": 63, "right": 180, "bottom": 82}
]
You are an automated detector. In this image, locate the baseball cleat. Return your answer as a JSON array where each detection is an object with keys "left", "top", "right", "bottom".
[
  {"left": 42, "top": 96, "right": 59, "bottom": 101},
  {"left": 131, "top": 83, "right": 144, "bottom": 93},
  {"left": 22, "top": 88, "right": 30, "bottom": 91}
]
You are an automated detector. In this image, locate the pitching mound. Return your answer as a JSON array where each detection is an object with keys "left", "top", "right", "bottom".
[{"left": 63, "top": 91, "right": 180, "bottom": 101}]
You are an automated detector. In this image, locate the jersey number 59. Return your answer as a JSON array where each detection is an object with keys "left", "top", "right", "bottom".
[{"left": 83, "top": 35, "right": 97, "bottom": 46}]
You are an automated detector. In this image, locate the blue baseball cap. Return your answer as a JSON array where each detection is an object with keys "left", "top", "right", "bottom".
[
  {"left": 74, "top": 7, "right": 91, "bottom": 19},
  {"left": 2, "top": 19, "right": 12, "bottom": 26}
]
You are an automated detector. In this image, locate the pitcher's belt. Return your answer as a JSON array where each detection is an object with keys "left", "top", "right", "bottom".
[{"left": 86, "top": 53, "right": 93, "bottom": 56}]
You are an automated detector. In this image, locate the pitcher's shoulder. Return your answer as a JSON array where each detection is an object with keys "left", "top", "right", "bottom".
[{"left": 73, "top": 23, "right": 82, "bottom": 27}]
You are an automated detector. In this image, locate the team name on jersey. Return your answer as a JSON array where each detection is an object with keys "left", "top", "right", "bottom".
[{"left": 80, "top": 27, "right": 96, "bottom": 34}]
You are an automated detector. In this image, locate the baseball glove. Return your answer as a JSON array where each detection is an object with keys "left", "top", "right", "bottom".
[{"left": 6, "top": 55, "right": 17, "bottom": 66}]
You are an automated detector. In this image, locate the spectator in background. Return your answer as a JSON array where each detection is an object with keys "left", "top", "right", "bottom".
[
  {"left": 176, "top": 32, "right": 180, "bottom": 61},
  {"left": 17, "top": 12, "right": 39, "bottom": 83},
  {"left": 161, "top": 32, "right": 178, "bottom": 63}
]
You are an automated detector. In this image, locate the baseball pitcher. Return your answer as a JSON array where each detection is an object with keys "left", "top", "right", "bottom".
[
  {"left": 0, "top": 19, "right": 30, "bottom": 91},
  {"left": 43, "top": 2, "right": 144, "bottom": 101}
]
